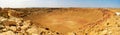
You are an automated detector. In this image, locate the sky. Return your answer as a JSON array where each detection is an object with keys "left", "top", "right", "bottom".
[{"left": 0, "top": 0, "right": 120, "bottom": 8}]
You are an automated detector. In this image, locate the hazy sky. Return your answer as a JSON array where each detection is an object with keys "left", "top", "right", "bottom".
[{"left": 0, "top": 0, "right": 120, "bottom": 8}]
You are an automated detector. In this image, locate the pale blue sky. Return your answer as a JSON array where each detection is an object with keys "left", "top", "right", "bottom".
[{"left": 0, "top": 0, "right": 120, "bottom": 8}]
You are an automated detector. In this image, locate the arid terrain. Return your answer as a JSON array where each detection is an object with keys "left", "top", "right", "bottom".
[{"left": 0, "top": 8, "right": 120, "bottom": 35}]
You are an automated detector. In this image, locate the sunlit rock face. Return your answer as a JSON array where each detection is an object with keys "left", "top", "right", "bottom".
[
  {"left": 115, "top": 12, "right": 120, "bottom": 16},
  {"left": 23, "top": 8, "right": 115, "bottom": 34}
]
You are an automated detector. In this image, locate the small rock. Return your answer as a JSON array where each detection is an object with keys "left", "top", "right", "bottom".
[
  {"left": 26, "top": 26, "right": 38, "bottom": 35},
  {"left": 32, "top": 33, "right": 39, "bottom": 35},
  {"left": 17, "top": 33, "right": 24, "bottom": 35},
  {"left": 0, "top": 31, "right": 15, "bottom": 35},
  {"left": 21, "top": 20, "right": 31, "bottom": 30},
  {"left": 0, "top": 25, "right": 4, "bottom": 30},
  {"left": 2, "top": 29, "right": 7, "bottom": 32},
  {"left": 9, "top": 26, "right": 16, "bottom": 31},
  {"left": 67, "top": 32, "right": 76, "bottom": 35},
  {"left": 116, "top": 12, "right": 120, "bottom": 16},
  {"left": 2, "top": 21, "right": 16, "bottom": 26},
  {"left": 0, "top": 17, "right": 7, "bottom": 21}
]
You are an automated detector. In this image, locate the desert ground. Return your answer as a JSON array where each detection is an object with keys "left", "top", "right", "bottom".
[{"left": 0, "top": 8, "right": 120, "bottom": 35}]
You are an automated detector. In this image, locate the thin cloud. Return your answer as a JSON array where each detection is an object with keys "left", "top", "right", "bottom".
[
  {"left": 0, "top": 0, "right": 30, "bottom": 8},
  {"left": 0, "top": 0, "right": 119, "bottom": 8},
  {"left": 0, "top": 0, "right": 60, "bottom": 8}
]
